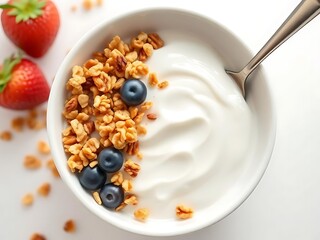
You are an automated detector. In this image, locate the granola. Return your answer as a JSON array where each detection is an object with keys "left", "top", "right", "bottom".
[
  {"left": 176, "top": 204, "right": 194, "bottom": 219},
  {"left": 37, "top": 182, "right": 51, "bottom": 197},
  {"left": 37, "top": 140, "right": 51, "bottom": 155},
  {"left": 30, "top": 233, "right": 46, "bottom": 240},
  {"left": 22, "top": 193, "right": 34, "bottom": 206},
  {"left": 0, "top": 131, "right": 12, "bottom": 141},
  {"left": 24, "top": 155, "right": 42, "bottom": 169},
  {"left": 63, "top": 219, "right": 76, "bottom": 233},
  {"left": 134, "top": 208, "right": 149, "bottom": 221},
  {"left": 62, "top": 32, "right": 168, "bottom": 221}
]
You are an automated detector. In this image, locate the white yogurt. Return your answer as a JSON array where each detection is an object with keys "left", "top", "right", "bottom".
[{"left": 131, "top": 30, "right": 256, "bottom": 219}]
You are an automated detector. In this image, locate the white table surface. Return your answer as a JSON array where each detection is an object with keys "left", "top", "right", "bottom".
[{"left": 1, "top": 0, "right": 320, "bottom": 239}]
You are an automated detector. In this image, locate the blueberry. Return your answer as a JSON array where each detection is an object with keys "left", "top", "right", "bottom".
[
  {"left": 78, "top": 166, "right": 106, "bottom": 191},
  {"left": 98, "top": 147, "right": 124, "bottom": 173},
  {"left": 99, "top": 183, "right": 124, "bottom": 209},
  {"left": 120, "top": 79, "right": 147, "bottom": 106}
]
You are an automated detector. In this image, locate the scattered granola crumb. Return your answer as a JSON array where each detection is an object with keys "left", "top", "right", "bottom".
[
  {"left": 22, "top": 193, "right": 34, "bottom": 206},
  {"left": 63, "top": 219, "right": 76, "bottom": 233},
  {"left": 11, "top": 109, "right": 47, "bottom": 132},
  {"left": 96, "top": 0, "right": 103, "bottom": 6},
  {"left": 82, "top": 0, "right": 93, "bottom": 10},
  {"left": 176, "top": 204, "right": 194, "bottom": 219},
  {"left": 148, "top": 72, "right": 158, "bottom": 87},
  {"left": 157, "top": 80, "right": 169, "bottom": 89},
  {"left": 0, "top": 131, "right": 12, "bottom": 141},
  {"left": 146, "top": 113, "right": 157, "bottom": 120},
  {"left": 70, "top": 4, "right": 77, "bottom": 12},
  {"left": 93, "top": 191, "right": 102, "bottom": 205},
  {"left": 30, "top": 233, "right": 46, "bottom": 240},
  {"left": 11, "top": 117, "right": 25, "bottom": 131},
  {"left": 24, "top": 155, "right": 42, "bottom": 169},
  {"left": 47, "top": 159, "right": 60, "bottom": 178},
  {"left": 37, "top": 182, "right": 51, "bottom": 197},
  {"left": 134, "top": 208, "right": 149, "bottom": 221},
  {"left": 37, "top": 140, "right": 51, "bottom": 155}
]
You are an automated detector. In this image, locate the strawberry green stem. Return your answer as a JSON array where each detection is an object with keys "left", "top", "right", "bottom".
[
  {"left": 0, "top": 54, "right": 22, "bottom": 93},
  {"left": 0, "top": 4, "right": 18, "bottom": 9},
  {"left": 0, "top": 0, "right": 46, "bottom": 23}
]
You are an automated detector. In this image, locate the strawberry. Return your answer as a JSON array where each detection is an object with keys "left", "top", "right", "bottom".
[
  {"left": 0, "top": 0, "right": 60, "bottom": 58},
  {"left": 0, "top": 54, "right": 50, "bottom": 110}
]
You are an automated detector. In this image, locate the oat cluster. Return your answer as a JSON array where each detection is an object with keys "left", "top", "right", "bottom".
[{"left": 176, "top": 204, "right": 194, "bottom": 219}]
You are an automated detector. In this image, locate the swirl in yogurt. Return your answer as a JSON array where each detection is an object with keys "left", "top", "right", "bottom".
[{"left": 131, "top": 30, "right": 255, "bottom": 219}]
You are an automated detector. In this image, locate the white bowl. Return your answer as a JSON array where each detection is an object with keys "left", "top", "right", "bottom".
[{"left": 47, "top": 8, "right": 276, "bottom": 237}]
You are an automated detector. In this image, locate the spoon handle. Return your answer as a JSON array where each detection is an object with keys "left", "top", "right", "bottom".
[{"left": 241, "top": 0, "right": 320, "bottom": 78}]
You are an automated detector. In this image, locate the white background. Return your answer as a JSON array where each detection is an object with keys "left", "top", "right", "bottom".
[{"left": 1, "top": 0, "right": 320, "bottom": 239}]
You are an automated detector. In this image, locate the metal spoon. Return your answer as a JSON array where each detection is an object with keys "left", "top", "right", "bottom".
[{"left": 226, "top": 0, "right": 320, "bottom": 97}]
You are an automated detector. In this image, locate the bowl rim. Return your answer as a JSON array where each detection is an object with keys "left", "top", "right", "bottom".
[{"left": 47, "top": 6, "right": 277, "bottom": 236}]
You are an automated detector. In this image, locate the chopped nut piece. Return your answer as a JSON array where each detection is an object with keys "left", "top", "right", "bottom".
[
  {"left": 30, "top": 233, "right": 46, "bottom": 240},
  {"left": 176, "top": 205, "right": 194, "bottom": 219},
  {"left": 22, "top": 193, "right": 34, "bottom": 206},
  {"left": 64, "top": 219, "right": 76, "bottom": 233},
  {"left": 84, "top": 121, "right": 95, "bottom": 134},
  {"left": 37, "top": 140, "right": 51, "bottom": 154},
  {"left": 134, "top": 208, "right": 149, "bottom": 221},
  {"left": 64, "top": 97, "right": 78, "bottom": 113},
  {"left": 24, "top": 155, "right": 42, "bottom": 169},
  {"left": 138, "top": 48, "right": 148, "bottom": 62},
  {"left": 0, "top": 131, "right": 12, "bottom": 141},
  {"left": 158, "top": 80, "right": 169, "bottom": 89},
  {"left": 125, "top": 141, "right": 139, "bottom": 155},
  {"left": 147, "top": 33, "right": 164, "bottom": 49},
  {"left": 147, "top": 113, "right": 157, "bottom": 120},
  {"left": 93, "top": 191, "right": 102, "bottom": 205},
  {"left": 124, "top": 159, "right": 140, "bottom": 177},
  {"left": 37, "top": 182, "right": 51, "bottom": 197}
]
